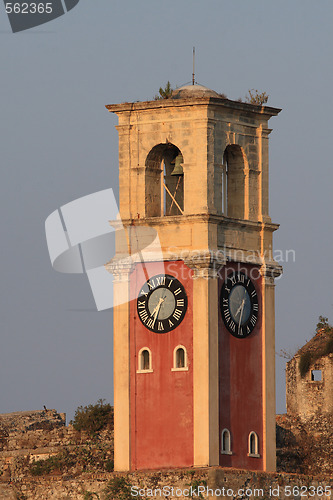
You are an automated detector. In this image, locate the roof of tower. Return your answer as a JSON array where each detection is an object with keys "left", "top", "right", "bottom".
[
  {"left": 171, "top": 84, "right": 221, "bottom": 99},
  {"left": 291, "top": 326, "right": 333, "bottom": 360}
]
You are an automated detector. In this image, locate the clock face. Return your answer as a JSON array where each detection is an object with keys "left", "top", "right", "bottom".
[
  {"left": 220, "top": 272, "right": 259, "bottom": 338},
  {"left": 137, "top": 274, "right": 187, "bottom": 333}
]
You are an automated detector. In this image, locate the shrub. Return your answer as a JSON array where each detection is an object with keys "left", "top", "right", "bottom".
[
  {"left": 154, "top": 81, "right": 173, "bottom": 100},
  {"left": 245, "top": 89, "right": 269, "bottom": 106},
  {"left": 71, "top": 399, "right": 113, "bottom": 435},
  {"left": 30, "top": 450, "right": 76, "bottom": 476},
  {"left": 104, "top": 477, "right": 132, "bottom": 500},
  {"left": 186, "top": 478, "right": 207, "bottom": 499}
]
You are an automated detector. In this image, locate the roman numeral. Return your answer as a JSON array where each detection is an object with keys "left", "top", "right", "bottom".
[
  {"left": 137, "top": 301, "right": 145, "bottom": 309},
  {"left": 229, "top": 320, "right": 236, "bottom": 332},
  {"left": 238, "top": 274, "right": 245, "bottom": 283},
  {"left": 156, "top": 276, "right": 166, "bottom": 286},
  {"left": 247, "top": 279, "right": 250, "bottom": 287},
  {"left": 225, "top": 286, "right": 230, "bottom": 293},
  {"left": 224, "top": 309, "right": 231, "bottom": 320},
  {"left": 253, "top": 303, "right": 259, "bottom": 311},
  {"left": 247, "top": 325, "right": 251, "bottom": 334},
  {"left": 158, "top": 322, "right": 164, "bottom": 331},
  {"left": 173, "top": 309, "right": 182, "bottom": 320},
  {"left": 139, "top": 310, "right": 148, "bottom": 322},
  {"left": 176, "top": 299, "right": 185, "bottom": 307},
  {"left": 140, "top": 290, "right": 148, "bottom": 297},
  {"left": 174, "top": 288, "right": 182, "bottom": 296},
  {"left": 168, "top": 279, "right": 174, "bottom": 288},
  {"left": 251, "top": 290, "right": 256, "bottom": 297},
  {"left": 250, "top": 315, "right": 256, "bottom": 326},
  {"left": 222, "top": 298, "right": 228, "bottom": 306},
  {"left": 147, "top": 279, "right": 155, "bottom": 290},
  {"left": 168, "top": 319, "right": 174, "bottom": 327},
  {"left": 146, "top": 318, "right": 154, "bottom": 328},
  {"left": 230, "top": 276, "right": 236, "bottom": 285}
]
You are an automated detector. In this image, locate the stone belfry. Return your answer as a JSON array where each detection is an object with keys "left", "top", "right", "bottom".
[{"left": 106, "top": 84, "right": 282, "bottom": 472}]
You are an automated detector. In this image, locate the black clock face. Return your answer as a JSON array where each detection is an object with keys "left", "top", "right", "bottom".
[
  {"left": 137, "top": 274, "right": 187, "bottom": 333},
  {"left": 220, "top": 272, "right": 259, "bottom": 338}
]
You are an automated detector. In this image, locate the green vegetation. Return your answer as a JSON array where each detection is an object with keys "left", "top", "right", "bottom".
[
  {"left": 70, "top": 399, "right": 113, "bottom": 435},
  {"left": 30, "top": 446, "right": 113, "bottom": 476},
  {"left": 299, "top": 351, "right": 312, "bottom": 378},
  {"left": 103, "top": 476, "right": 133, "bottom": 500},
  {"left": 245, "top": 89, "right": 269, "bottom": 106},
  {"left": 83, "top": 492, "right": 100, "bottom": 500},
  {"left": 299, "top": 316, "right": 333, "bottom": 377},
  {"left": 154, "top": 81, "right": 173, "bottom": 100},
  {"left": 186, "top": 478, "right": 207, "bottom": 499}
]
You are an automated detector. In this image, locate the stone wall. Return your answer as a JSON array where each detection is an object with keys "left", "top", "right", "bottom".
[
  {"left": 0, "top": 409, "right": 332, "bottom": 498},
  {"left": 286, "top": 353, "right": 333, "bottom": 419},
  {"left": 276, "top": 413, "right": 333, "bottom": 475},
  {"left": 0, "top": 467, "right": 332, "bottom": 499}
]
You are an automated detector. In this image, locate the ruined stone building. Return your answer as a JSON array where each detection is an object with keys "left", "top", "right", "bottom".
[
  {"left": 286, "top": 326, "right": 333, "bottom": 420},
  {"left": 277, "top": 325, "right": 333, "bottom": 475}
]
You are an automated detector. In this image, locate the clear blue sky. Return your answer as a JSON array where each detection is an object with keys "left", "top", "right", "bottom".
[{"left": 0, "top": 0, "right": 332, "bottom": 420}]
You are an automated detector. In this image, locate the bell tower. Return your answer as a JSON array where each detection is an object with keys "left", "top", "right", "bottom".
[{"left": 106, "top": 84, "right": 282, "bottom": 472}]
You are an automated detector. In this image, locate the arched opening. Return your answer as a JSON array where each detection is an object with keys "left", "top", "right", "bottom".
[
  {"left": 248, "top": 431, "right": 260, "bottom": 457},
  {"left": 172, "top": 345, "right": 188, "bottom": 371},
  {"left": 145, "top": 143, "right": 184, "bottom": 217},
  {"left": 137, "top": 348, "right": 152, "bottom": 372},
  {"left": 223, "top": 145, "right": 249, "bottom": 219},
  {"left": 176, "top": 347, "right": 185, "bottom": 368},
  {"left": 221, "top": 428, "right": 232, "bottom": 455}
]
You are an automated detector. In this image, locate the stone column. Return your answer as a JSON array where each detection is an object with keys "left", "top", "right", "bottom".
[
  {"left": 260, "top": 264, "right": 282, "bottom": 471},
  {"left": 105, "top": 258, "right": 134, "bottom": 471},
  {"left": 185, "top": 251, "right": 226, "bottom": 466}
]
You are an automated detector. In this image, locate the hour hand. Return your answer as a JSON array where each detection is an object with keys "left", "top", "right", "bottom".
[{"left": 235, "top": 299, "right": 245, "bottom": 318}]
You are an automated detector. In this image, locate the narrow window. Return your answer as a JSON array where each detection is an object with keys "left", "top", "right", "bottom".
[
  {"left": 248, "top": 431, "right": 260, "bottom": 458},
  {"left": 221, "top": 161, "right": 227, "bottom": 215},
  {"left": 311, "top": 370, "right": 322, "bottom": 381},
  {"left": 172, "top": 345, "right": 188, "bottom": 371},
  {"left": 137, "top": 348, "right": 153, "bottom": 373},
  {"left": 221, "top": 429, "right": 232, "bottom": 455},
  {"left": 176, "top": 348, "right": 185, "bottom": 368}
]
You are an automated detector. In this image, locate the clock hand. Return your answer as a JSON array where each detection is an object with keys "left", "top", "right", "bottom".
[
  {"left": 235, "top": 300, "right": 244, "bottom": 318},
  {"left": 238, "top": 299, "right": 245, "bottom": 334},
  {"left": 152, "top": 298, "right": 164, "bottom": 327}
]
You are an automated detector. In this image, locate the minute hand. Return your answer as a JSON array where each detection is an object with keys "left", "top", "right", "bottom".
[
  {"left": 152, "top": 297, "right": 164, "bottom": 327},
  {"left": 238, "top": 299, "right": 245, "bottom": 334}
]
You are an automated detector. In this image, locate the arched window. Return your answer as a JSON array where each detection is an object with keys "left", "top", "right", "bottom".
[
  {"left": 222, "top": 145, "right": 249, "bottom": 219},
  {"left": 171, "top": 345, "right": 188, "bottom": 371},
  {"left": 248, "top": 431, "right": 260, "bottom": 457},
  {"left": 145, "top": 143, "right": 184, "bottom": 217},
  {"left": 221, "top": 428, "right": 232, "bottom": 455},
  {"left": 137, "top": 348, "right": 153, "bottom": 373}
]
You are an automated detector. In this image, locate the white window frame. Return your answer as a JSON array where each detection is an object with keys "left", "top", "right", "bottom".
[
  {"left": 221, "top": 428, "right": 232, "bottom": 455},
  {"left": 171, "top": 345, "right": 189, "bottom": 372},
  {"left": 137, "top": 347, "right": 153, "bottom": 373},
  {"left": 248, "top": 431, "right": 260, "bottom": 458}
]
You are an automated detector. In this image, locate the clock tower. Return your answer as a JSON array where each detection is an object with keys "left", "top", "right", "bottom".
[{"left": 106, "top": 84, "right": 282, "bottom": 472}]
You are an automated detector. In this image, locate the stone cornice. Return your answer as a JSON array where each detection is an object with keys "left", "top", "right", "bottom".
[
  {"left": 105, "top": 256, "right": 134, "bottom": 281},
  {"left": 260, "top": 263, "right": 283, "bottom": 285},
  {"left": 183, "top": 250, "right": 227, "bottom": 279},
  {"left": 111, "top": 214, "right": 280, "bottom": 232},
  {"left": 106, "top": 98, "right": 281, "bottom": 120}
]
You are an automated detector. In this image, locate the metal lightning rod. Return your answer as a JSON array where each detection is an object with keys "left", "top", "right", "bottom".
[{"left": 192, "top": 47, "right": 195, "bottom": 85}]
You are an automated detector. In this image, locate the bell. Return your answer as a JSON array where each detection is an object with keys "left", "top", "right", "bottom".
[{"left": 170, "top": 155, "right": 184, "bottom": 176}]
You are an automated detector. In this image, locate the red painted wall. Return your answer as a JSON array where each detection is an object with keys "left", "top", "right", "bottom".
[
  {"left": 130, "top": 261, "right": 193, "bottom": 470},
  {"left": 219, "top": 263, "right": 263, "bottom": 470}
]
